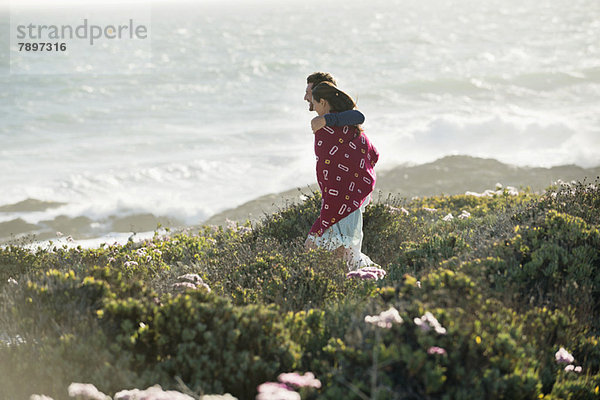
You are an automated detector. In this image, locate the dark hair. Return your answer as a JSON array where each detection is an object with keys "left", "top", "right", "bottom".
[
  {"left": 311, "top": 81, "right": 356, "bottom": 113},
  {"left": 307, "top": 72, "right": 337, "bottom": 87},
  {"left": 312, "top": 82, "right": 362, "bottom": 134}
]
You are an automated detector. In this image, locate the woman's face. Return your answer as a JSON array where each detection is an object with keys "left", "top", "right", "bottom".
[{"left": 312, "top": 97, "right": 330, "bottom": 116}]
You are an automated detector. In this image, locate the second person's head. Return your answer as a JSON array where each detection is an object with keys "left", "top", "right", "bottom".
[{"left": 311, "top": 81, "right": 357, "bottom": 116}]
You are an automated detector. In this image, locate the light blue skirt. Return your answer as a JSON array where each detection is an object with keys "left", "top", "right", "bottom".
[{"left": 312, "top": 196, "right": 377, "bottom": 270}]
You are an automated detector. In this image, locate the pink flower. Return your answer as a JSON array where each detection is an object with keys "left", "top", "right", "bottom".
[
  {"left": 67, "top": 383, "right": 110, "bottom": 400},
  {"left": 361, "top": 266, "right": 386, "bottom": 279},
  {"left": 177, "top": 273, "right": 204, "bottom": 284},
  {"left": 564, "top": 364, "right": 582, "bottom": 373},
  {"left": 256, "top": 382, "right": 300, "bottom": 400},
  {"left": 427, "top": 346, "right": 447, "bottom": 355},
  {"left": 365, "top": 307, "right": 404, "bottom": 329},
  {"left": 413, "top": 312, "right": 447, "bottom": 335},
  {"left": 388, "top": 206, "right": 409, "bottom": 215},
  {"left": 124, "top": 261, "right": 138, "bottom": 268},
  {"left": 347, "top": 269, "right": 377, "bottom": 280},
  {"left": 346, "top": 267, "right": 386, "bottom": 281},
  {"left": 172, "top": 282, "right": 197, "bottom": 290},
  {"left": 555, "top": 347, "right": 575, "bottom": 364},
  {"left": 115, "top": 384, "right": 193, "bottom": 400},
  {"left": 173, "top": 274, "right": 211, "bottom": 293},
  {"left": 278, "top": 372, "right": 322, "bottom": 389},
  {"left": 238, "top": 226, "right": 252, "bottom": 235},
  {"left": 198, "top": 282, "right": 211, "bottom": 292}
]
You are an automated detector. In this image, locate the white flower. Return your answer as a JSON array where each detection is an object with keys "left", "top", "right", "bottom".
[
  {"left": 466, "top": 186, "right": 519, "bottom": 198},
  {"left": 256, "top": 383, "right": 300, "bottom": 400},
  {"left": 458, "top": 210, "right": 471, "bottom": 219},
  {"left": 8, "top": 277, "right": 18, "bottom": 285},
  {"left": 388, "top": 206, "right": 409, "bottom": 215},
  {"left": 365, "top": 307, "right": 404, "bottom": 329},
  {"left": 172, "top": 282, "right": 197, "bottom": 290},
  {"left": 555, "top": 347, "right": 575, "bottom": 364},
  {"left": 278, "top": 372, "right": 322, "bottom": 389},
  {"left": 67, "top": 383, "right": 111, "bottom": 400},
  {"left": 442, "top": 213, "right": 454, "bottom": 221},
  {"left": 177, "top": 273, "right": 204, "bottom": 284},
  {"left": 172, "top": 276, "right": 211, "bottom": 293},
  {"left": 115, "top": 385, "right": 194, "bottom": 400},
  {"left": 414, "top": 312, "right": 447, "bottom": 335},
  {"left": 124, "top": 261, "right": 139, "bottom": 268}
]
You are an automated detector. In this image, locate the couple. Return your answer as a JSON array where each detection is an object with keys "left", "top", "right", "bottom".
[{"left": 303, "top": 72, "right": 379, "bottom": 270}]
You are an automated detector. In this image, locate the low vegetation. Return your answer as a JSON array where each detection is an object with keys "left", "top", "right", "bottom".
[{"left": 1, "top": 180, "right": 599, "bottom": 399}]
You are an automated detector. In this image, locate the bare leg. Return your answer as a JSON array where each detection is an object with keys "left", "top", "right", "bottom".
[
  {"left": 333, "top": 246, "right": 353, "bottom": 267},
  {"left": 305, "top": 236, "right": 317, "bottom": 251}
]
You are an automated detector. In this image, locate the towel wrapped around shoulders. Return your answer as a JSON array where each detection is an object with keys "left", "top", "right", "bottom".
[{"left": 309, "top": 124, "right": 379, "bottom": 237}]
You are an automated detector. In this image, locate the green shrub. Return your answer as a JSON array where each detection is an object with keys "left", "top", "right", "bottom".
[
  {"left": 314, "top": 270, "right": 544, "bottom": 399},
  {"left": 0, "top": 322, "right": 138, "bottom": 400},
  {"left": 101, "top": 289, "right": 300, "bottom": 398},
  {"left": 497, "top": 210, "right": 600, "bottom": 328},
  {"left": 536, "top": 179, "right": 600, "bottom": 227},
  {"left": 208, "top": 249, "right": 372, "bottom": 311},
  {"left": 254, "top": 190, "right": 321, "bottom": 244},
  {"left": 548, "top": 372, "right": 600, "bottom": 400},
  {"left": 1, "top": 181, "right": 599, "bottom": 399}
]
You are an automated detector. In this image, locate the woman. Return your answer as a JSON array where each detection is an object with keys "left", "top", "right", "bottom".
[{"left": 305, "top": 81, "right": 379, "bottom": 270}]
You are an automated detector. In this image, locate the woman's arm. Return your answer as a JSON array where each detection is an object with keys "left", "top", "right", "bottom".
[
  {"left": 325, "top": 110, "right": 365, "bottom": 126},
  {"left": 311, "top": 110, "right": 365, "bottom": 132}
]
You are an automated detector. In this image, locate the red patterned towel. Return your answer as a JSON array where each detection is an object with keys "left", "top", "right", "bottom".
[{"left": 310, "top": 125, "right": 379, "bottom": 236}]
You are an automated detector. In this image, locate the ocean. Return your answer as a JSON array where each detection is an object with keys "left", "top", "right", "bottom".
[{"left": 1, "top": 0, "right": 599, "bottom": 243}]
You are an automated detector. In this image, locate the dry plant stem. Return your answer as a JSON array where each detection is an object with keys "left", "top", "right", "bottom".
[{"left": 340, "top": 376, "right": 370, "bottom": 400}]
